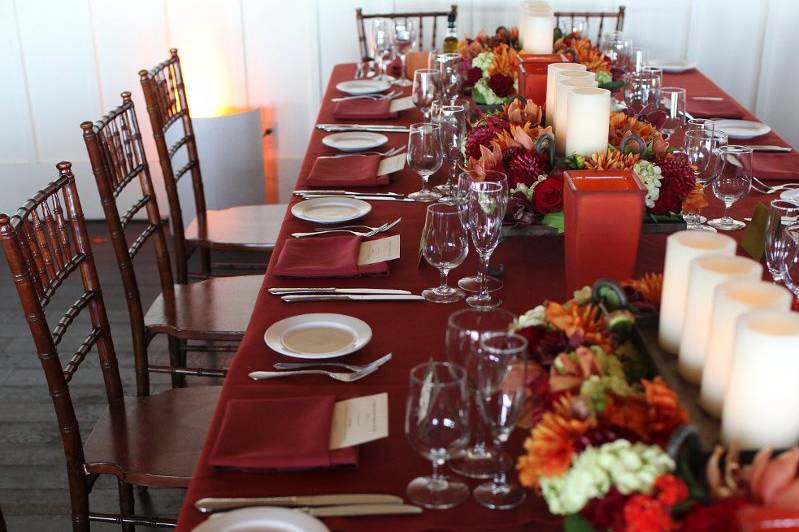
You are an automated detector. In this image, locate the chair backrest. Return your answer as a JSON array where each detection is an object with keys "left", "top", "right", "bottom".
[
  {"left": 139, "top": 49, "right": 206, "bottom": 284},
  {"left": 0, "top": 162, "right": 124, "bottom": 530},
  {"left": 82, "top": 92, "right": 176, "bottom": 397},
  {"left": 355, "top": 5, "right": 457, "bottom": 61},
  {"left": 554, "top": 5, "right": 625, "bottom": 44}
]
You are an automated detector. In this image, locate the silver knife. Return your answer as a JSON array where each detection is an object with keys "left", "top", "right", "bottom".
[
  {"left": 743, "top": 145, "right": 793, "bottom": 153},
  {"left": 304, "top": 504, "right": 423, "bottom": 517},
  {"left": 268, "top": 287, "right": 411, "bottom": 295},
  {"left": 317, "top": 123, "right": 408, "bottom": 130},
  {"left": 195, "top": 494, "right": 403, "bottom": 513},
  {"left": 300, "top": 194, "right": 416, "bottom": 202},
  {"left": 281, "top": 294, "right": 425, "bottom": 302},
  {"left": 294, "top": 190, "right": 404, "bottom": 197}
]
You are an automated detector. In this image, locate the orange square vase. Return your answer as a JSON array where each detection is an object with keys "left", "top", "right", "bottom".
[
  {"left": 518, "top": 53, "right": 563, "bottom": 107},
  {"left": 563, "top": 169, "right": 647, "bottom": 295}
]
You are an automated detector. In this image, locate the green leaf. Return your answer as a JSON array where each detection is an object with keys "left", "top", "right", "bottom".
[
  {"left": 599, "top": 80, "right": 625, "bottom": 92},
  {"left": 564, "top": 514, "right": 598, "bottom": 532},
  {"left": 542, "top": 211, "right": 564, "bottom": 233},
  {"left": 646, "top": 212, "right": 684, "bottom": 224}
]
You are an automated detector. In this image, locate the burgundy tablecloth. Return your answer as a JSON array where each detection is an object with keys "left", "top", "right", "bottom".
[{"left": 175, "top": 64, "right": 796, "bottom": 532}]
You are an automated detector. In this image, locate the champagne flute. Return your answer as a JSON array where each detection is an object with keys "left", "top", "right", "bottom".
[
  {"left": 406, "top": 122, "right": 443, "bottom": 202},
  {"left": 405, "top": 361, "right": 471, "bottom": 509},
  {"left": 765, "top": 200, "right": 799, "bottom": 283},
  {"left": 660, "top": 87, "right": 686, "bottom": 137},
  {"left": 474, "top": 331, "right": 528, "bottom": 509},
  {"left": 437, "top": 52, "right": 462, "bottom": 105},
  {"left": 446, "top": 308, "right": 516, "bottom": 479},
  {"left": 708, "top": 145, "right": 753, "bottom": 231},
  {"left": 412, "top": 69, "right": 439, "bottom": 120},
  {"left": 422, "top": 203, "right": 468, "bottom": 303},
  {"left": 393, "top": 19, "right": 416, "bottom": 86},
  {"left": 370, "top": 18, "right": 395, "bottom": 81},
  {"left": 434, "top": 104, "right": 467, "bottom": 199},
  {"left": 467, "top": 180, "right": 508, "bottom": 309}
]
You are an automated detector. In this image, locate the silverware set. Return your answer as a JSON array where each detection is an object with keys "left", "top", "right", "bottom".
[
  {"left": 743, "top": 144, "right": 792, "bottom": 153},
  {"left": 268, "top": 286, "right": 423, "bottom": 303},
  {"left": 195, "top": 492, "right": 421, "bottom": 516},
  {"left": 752, "top": 176, "right": 799, "bottom": 194},
  {"left": 248, "top": 352, "right": 393, "bottom": 382},
  {"left": 291, "top": 217, "right": 401, "bottom": 238},
  {"left": 317, "top": 123, "right": 410, "bottom": 133},
  {"left": 316, "top": 146, "right": 405, "bottom": 159},
  {"left": 331, "top": 90, "right": 401, "bottom": 103}
]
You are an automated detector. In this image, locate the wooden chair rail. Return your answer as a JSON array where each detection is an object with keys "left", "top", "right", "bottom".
[
  {"left": 355, "top": 5, "right": 457, "bottom": 61},
  {"left": 554, "top": 5, "right": 625, "bottom": 44}
]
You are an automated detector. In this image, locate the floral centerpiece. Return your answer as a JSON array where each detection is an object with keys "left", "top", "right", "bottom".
[
  {"left": 459, "top": 27, "right": 522, "bottom": 106},
  {"left": 553, "top": 31, "right": 622, "bottom": 91}
]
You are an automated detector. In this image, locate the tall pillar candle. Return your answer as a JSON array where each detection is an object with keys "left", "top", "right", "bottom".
[
  {"left": 678, "top": 255, "right": 762, "bottom": 384},
  {"left": 545, "top": 63, "right": 586, "bottom": 127},
  {"left": 521, "top": 14, "right": 555, "bottom": 54},
  {"left": 658, "top": 231, "right": 737, "bottom": 354},
  {"left": 722, "top": 310, "right": 799, "bottom": 449},
  {"left": 699, "top": 281, "right": 792, "bottom": 418},
  {"left": 565, "top": 88, "right": 610, "bottom": 157},
  {"left": 554, "top": 74, "right": 597, "bottom": 154}
]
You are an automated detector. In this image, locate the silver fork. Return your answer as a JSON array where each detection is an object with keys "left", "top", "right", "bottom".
[
  {"left": 312, "top": 217, "right": 402, "bottom": 232},
  {"left": 316, "top": 146, "right": 405, "bottom": 159},
  {"left": 331, "top": 90, "right": 400, "bottom": 103},
  {"left": 248, "top": 364, "right": 380, "bottom": 382},
  {"left": 290, "top": 218, "right": 399, "bottom": 238},
  {"left": 752, "top": 180, "right": 799, "bottom": 195},
  {"left": 273, "top": 352, "right": 392, "bottom": 372}
]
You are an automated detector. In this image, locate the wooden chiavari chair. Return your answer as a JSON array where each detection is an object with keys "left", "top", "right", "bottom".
[
  {"left": 0, "top": 162, "right": 218, "bottom": 531},
  {"left": 82, "top": 92, "right": 261, "bottom": 391},
  {"left": 138, "top": 49, "right": 285, "bottom": 283},
  {"left": 355, "top": 5, "right": 458, "bottom": 62},
  {"left": 0, "top": 503, "right": 6, "bottom": 532},
  {"left": 554, "top": 5, "right": 625, "bottom": 45}
]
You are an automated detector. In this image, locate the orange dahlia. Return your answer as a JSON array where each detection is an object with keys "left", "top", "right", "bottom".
[
  {"left": 622, "top": 273, "right": 663, "bottom": 307},
  {"left": 608, "top": 112, "right": 662, "bottom": 147},
  {"left": 489, "top": 43, "right": 519, "bottom": 79},
  {"left": 584, "top": 149, "right": 640, "bottom": 170},
  {"left": 643, "top": 377, "right": 688, "bottom": 441},
  {"left": 545, "top": 301, "right": 614, "bottom": 352}
]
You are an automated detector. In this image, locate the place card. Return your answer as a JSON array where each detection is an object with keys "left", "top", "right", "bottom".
[
  {"left": 329, "top": 392, "right": 389, "bottom": 450},
  {"left": 741, "top": 202, "right": 768, "bottom": 260},
  {"left": 377, "top": 153, "right": 406, "bottom": 175},
  {"left": 357, "top": 235, "right": 400, "bottom": 266},
  {"left": 389, "top": 96, "right": 414, "bottom": 113}
]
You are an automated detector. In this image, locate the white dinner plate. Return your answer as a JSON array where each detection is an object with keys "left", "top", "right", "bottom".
[
  {"left": 192, "top": 507, "right": 329, "bottom": 532},
  {"left": 780, "top": 188, "right": 799, "bottom": 203},
  {"left": 290, "top": 197, "right": 371, "bottom": 224},
  {"left": 649, "top": 59, "right": 697, "bottom": 73},
  {"left": 335, "top": 79, "right": 391, "bottom": 95},
  {"left": 322, "top": 131, "right": 388, "bottom": 152},
  {"left": 713, "top": 119, "right": 771, "bottom": 140},
  {"left": 264, "top": 313, "right": 372, "bottom": 360}
]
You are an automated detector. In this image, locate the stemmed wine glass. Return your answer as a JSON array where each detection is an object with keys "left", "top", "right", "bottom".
[
  {"left": 393, "top": 19, "right": 416, "bottom": 86},
  {"left": 406, "top": 122, "right": 443, "bottom": 202},
  {"left": 370, "top": 18, "right": 395, "bottom": 81},
  {"left": 467, "top": 179, "right": 508, "bottom": 309},
  {"left": 437, "top": 52, "right": 462, "bottom": 105},
  {"left": 659, "top": 87, "right": 686, "bottom": 137},
  {"left": 624, "top": 70, "right": 660, "bottom": 109},
  {"left": 405, "top": 361, "right": 471, "bottom": 509},
  {"left": 445, "top": 308, "right": 516, "bottom": 479},
  {"left": 782, "top": 225, "right": 799, "bottom": 297},
  {"left": 421, "top": 202, "right": 468, "bottom": 303},
  {"left": 434, "top": 104, "right": 467, "bottom": 199},
  {"left": 630, "top": 46, "right": 649, "bottom": 73},
  {"left": 474, "top": 331, "right": 528, "bottom": 510},
  {"left": 456, "top": 170, "right": 507, "bottom": 295},
  {"left": 412, "top": 69, "right": 439, "bottom": 120},
  {"left": 682, "top": 128, "right": 717, "bottom": 231},
  {"left": 708, "top": 145, "right": 753, "bottom": 231},
  {"left": 765, "top": 200, "right": 799, "bottom": 283}
]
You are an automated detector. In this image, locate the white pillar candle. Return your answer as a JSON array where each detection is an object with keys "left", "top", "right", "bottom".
[
  {"left": 565, "top": 88, "right": 611, "bottom": 157},
  {"left": 658, "top": 231, "right": 737, "bottom": 354},
  {"left": 722, "top": 310, "right": 799, "bottom": 449},
  {"left": 521, "top": 12, "right": 555, "bottom": 55},
  {"left": 678, "top": 255, "right": 762, "bottom": 384},
  {"left": 554, "top": 75, "right": 597, "bottom": 154},
  {"left": 545, "top": 63, "right": 586, "bottom": 127},
  {"left": 700, "top": 281, "right": 792, "bottom": 418}
]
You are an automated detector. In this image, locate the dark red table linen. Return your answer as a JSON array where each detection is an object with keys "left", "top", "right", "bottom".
[
  {"left": 306, "top": 155, "right": 389, "bottom": 187},
  {"left": 209, "top": 396, "right": 357, "bottom": 471},
  {"left": 687, "top": 98, "right": 745, "bottom": 118},
  {"left": 333, "top": 98, "right": 397, "bottom": 120},
  {"left": 273, "top": 235, "right": 388, "bottom": 278}
]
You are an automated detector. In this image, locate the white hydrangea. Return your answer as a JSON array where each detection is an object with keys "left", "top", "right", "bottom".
[
  {"left": 634, "top": 160, "right": 663, "bottom": 208},
  {"left": 472, "top": 51, "right": 495, "bottom": 76},
  {"left": 516, "top": 305, "right": 546, "bottom": 328},
  {"left": 540, "top": 440, "right": 675, "bottom": 515},
  {"left": 472, "top": 78, "right": 504, "bottom": 105}
]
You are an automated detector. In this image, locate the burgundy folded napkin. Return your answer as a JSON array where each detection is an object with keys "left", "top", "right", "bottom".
[
  {"left": 273, "top": 235, "right": 389, "bottom": 278},
  {"left": 208, "top": 396, "right": 357, "bottom": 472},
  {"left": 687, "top": 98, "right": 745, "bottom": 119},
  {"left": 333, "top": 98, "right": 397, "bottom": 120},
  {"left": 753, "top": 151, "right": 799, "bottom": 181},
  {"left": 306, "top": 155, "right": 389, "bottom": 188}
]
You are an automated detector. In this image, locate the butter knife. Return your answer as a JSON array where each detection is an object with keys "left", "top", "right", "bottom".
[
  {"left": 195, "top": 494, "right": 403, "bottom": 513},
  {"left": 282, "top": 294, "right": 425, "bottom": 302},
  {"left": 304, "top": 504, "right": 422, "bottom": 517},
  {"left": 268, "top": 288, "right": 411, "bottom": 295},
  {"left": 742, "top": 145, "right": 793, "bottom": 153}
]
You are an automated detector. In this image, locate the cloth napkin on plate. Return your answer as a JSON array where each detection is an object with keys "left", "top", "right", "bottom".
[
  {"left": 687, "top": 98, "right": 745, "bottom": 119},
  {"left": 273, "top": 235, "right": 389, "bottom": 278},
  {"left": 333, "top": 98, "right": 397, "bottom": 120},
  {"left": 208, "top": 395, "right": 357, "bottom": 472},
  {"left": 306, "top": 154, "right": 389, "bottom": 187}
]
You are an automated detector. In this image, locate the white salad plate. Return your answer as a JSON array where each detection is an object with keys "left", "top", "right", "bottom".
[
  {"left": 713, "top": 119, "right": 771, "bottom": 140},
  {"left": 290, "top": 197, "right": 371, "bottom": 224},
  {"left": 264, "top": 313, "right": 372, "bottom": 360},
  {"left": 191, "top": 507, "right": 329, "bottom": 532},
  {"left": 335, "top": 79, "right": 391, "bottom": 95},
  {"left": 648, "top": 59, "right": 697, "bottom": 73},
  {"left": 322, "top": 131, "right": 389, "bottom": 152}
]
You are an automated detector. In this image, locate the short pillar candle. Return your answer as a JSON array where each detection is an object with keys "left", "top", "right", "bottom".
[
  {"left": 565, "top": 88, "right": 611, "bottom": 157},
  {"left": 520, "top": 2, "right": 555, "bottom": 55},
  {"left": 678, "top": 255, "right": 762, "bottom": 384},
  {"left": 545, "top": 63, "right": 586, "bottom": 126}
]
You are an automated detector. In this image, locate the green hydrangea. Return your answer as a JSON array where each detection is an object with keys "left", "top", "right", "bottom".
[
  {"left": 472, "top": 51, "right": 495, "bottom": 76},
  {"left": 540, "top": 440, "right": 675, "bottom": 515},
  {"left": 516, "top": 304, "right": 546, "bottom": 328},
  {"left": 595, "top": 70, "right": 612, "bottom": 86},
  {"left": 634, "top": 160, "right": 663, "bottom": 208},
  {"left": 580, "top": 374, "right": 633, "bottom": 412}
]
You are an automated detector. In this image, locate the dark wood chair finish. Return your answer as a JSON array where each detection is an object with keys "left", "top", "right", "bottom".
[
  {"left": 138, "top": 49, "right": 282, "bottom": 284},
  {"left": 0, "top": 503, "right": 6, "bottom": 532},
  {"left": 82, "top": 93, "right": 261, "bottom": 392},
  {"left": 0, "top": 163, "right": 218, "bottom": 530},
  {"left": 554, "top": 5, "right": 625, "bottom": 44},
  {"left": 355, "top": 5, "right": 458, "bottom": 62}
]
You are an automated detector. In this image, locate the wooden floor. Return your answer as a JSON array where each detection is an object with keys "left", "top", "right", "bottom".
[{"left": 0, "top": 221, "right": 264, "bottom": 531}]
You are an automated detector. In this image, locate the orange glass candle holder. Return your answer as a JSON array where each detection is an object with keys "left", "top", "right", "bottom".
[
  {"left": 518, "top": 53, "right": 564, "bottom": 109},
  {"left": 563, "top": 169, "right": 647, "bottom": 295}
]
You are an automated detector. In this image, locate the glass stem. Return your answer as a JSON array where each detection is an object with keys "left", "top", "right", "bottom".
[
  {"left": 479, "top": 253, "right": 491, "bottom": 299},
  {"left": 421, "top": 173, "right": 430, "bottom": 192},
  {"left": 431, "top": 458, "right": 445, "bottom": 481},
  {"left": 448, "top": 159, "right": 458, "bottom": 187},
  {"left": 399, "top": 53, "right": 407, "bottom": 81},
  {"left": 722, "top": 200, "right": 733, "bottom": 223},
  {"left": 492, "top": 440, "right": 506, "bottom": 486},
  {"left": 472, "top": 390, "right": 487, "bottom": 453},
  {"left": 438, "top": 268, "right": 449, "bottom": 292}
]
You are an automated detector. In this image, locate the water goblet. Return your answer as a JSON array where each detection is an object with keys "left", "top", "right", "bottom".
[
  {"left": 370, "top": 18, "right": 395, "bottom": 81},
  {"left": 660, "top": 87, "right": 686, "bottom": 137},
  {"left": 782, "top": 225, "right": 799, "bottom": 297},
  {"left": 406, "top": 122, "right": 443, "bottom": 202},
  {"left": 624, "top": 70, "right": 661, "bottom": 110},
  {"left": 393, "top": 19, "right": 417, "bottom": 86},
  {"left": 437, "top": 52, "right": 462, "bottom": 105},
  {"left": 405, "top": 361, "right": 471, "bottom": 509},
  {"left": 421, "top": 203, "right": 468, "bottom": 303},
  {"left": 433, "top": 104, "right": 467, "bottom": 199},
  {"left": 467, "top": 180, "right": 508, "bottom": 309},
  {"left": 765, "top": 200, "right": 799, "bottom": 283},
  {"left": 687, "top": 118, "right": 715, "bottom": 134},
  {"left": 682, "top": 129, "right": 717, "bottom": 232},
  {"left": 412, "top": 69, "right": 439, "bottom": 120},
  {"left": 708, "top": 145, "right": 753, "bottom": 231}
]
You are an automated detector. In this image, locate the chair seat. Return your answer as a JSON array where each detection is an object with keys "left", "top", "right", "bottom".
[
  {"left": 186, "top": 204, "right": 286, "bottom": 250},
  {"left": 84, "top": 386, "right": 220, "bottom": 488},
  {"left": 144, "top": 275, "right": 263, "bottom": 341}
]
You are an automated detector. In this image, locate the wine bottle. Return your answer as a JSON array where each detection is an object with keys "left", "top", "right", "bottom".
[{"left": 442, "top": 12, "right": 458, "bottom": 53}]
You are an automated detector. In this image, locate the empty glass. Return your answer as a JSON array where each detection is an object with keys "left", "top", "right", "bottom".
[
  {"left": 559, "top": 18, "right": 586, "bottom": 36},
  {"left": 630, "top": 46, "right": 649, "bottom": 72},
  {"left": 445, "top": 308, "right": 517, "bottom": 478},
  {"left": 782, "top": 225, "right": 799, "bottom": 297},
  {"left": 369, "top": 18, "right": 395, "bottom": 81},
  {"left": 412, "top": 69, "right": 439, "bottom": 120},
  {"left": 421, "top": 203, "right": 468, "bottom": 303},
  {"left": 642, "top": 65, "right": 663, "bottom": 91},
  {"left": 682, "top": 129, "right": 717, "bottom": 232},
  {"left": 406, "top": 122, "right": 443, "bottom": 202},
  {"left": 609, "top": 39, "right": 633, "bottom": 73},
  {"left": 765, "top": 200, "right": 799, "bottom": 282},
  {"left": 405, "top": 361, "right": 471, "bottom": 509},
  {"left": 473, "top": 331, "right": 528, "bottom": 510},
  {"left": 393, "top": 20, "right": 417, "bottom": 86},
  {"left": 624, "top": 70, "right": 661, "bottom": 109},
  {"left": 434, "top": 104, "right": 467, "bottom": 199},
  {"left": 660, "top": 87, "right": 686, "bottom": 137},
  {"left": 708, "top": 145, "right": 753, "bottom": 231},
  {"left": 430, "top": 98, "right": 445, "bottom": 121},
  {"left": 687, "top": 118, "right": 715, "bottom": 134},
  {"left": 467, "top": 180, "right": 508, "bottom": 309},
  {"left": 437, "top": 52, "right": 462, "bottom": 105}
]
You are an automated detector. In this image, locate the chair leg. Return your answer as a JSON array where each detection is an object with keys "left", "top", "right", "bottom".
[
  {"left": 168, "top": 336, "right": 187, "bottom": 388},
  {"left": 199, "top": 247, "right": 211, "bottom": 277},
  {"left": 117, "top": 480, "right": 135, "bottom": 532}
]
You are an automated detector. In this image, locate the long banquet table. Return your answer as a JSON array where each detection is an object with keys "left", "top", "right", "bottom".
[{"left": 176, "top": 63, "right": 798, "bottom": 531}]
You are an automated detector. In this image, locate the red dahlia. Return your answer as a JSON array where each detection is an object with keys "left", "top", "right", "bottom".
[
  {"left": 505, "top": 149, "right": 551, "bottom": 187},
  {"left": 465, "top": 125, "right": 497, "bottom": 159},
  {"left": 651, "top": 153, "right": 695, "bottom": 215}
]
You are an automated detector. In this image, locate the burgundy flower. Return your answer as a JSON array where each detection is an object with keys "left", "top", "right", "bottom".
[
  {"left": 651, "top": 153, "right": 695, "bottom": 215},
  {"left": 532, "top": 175, "right": 564, "bottom": 215},
  {"left": 506, "top": 192, "right": 537, "bottom": 226},
  {"left": 488, "top": 73, "right": 514, "bottom": 97},
  {"left": 580, "top": 487, "right": 629, "bottom": 531},
  {"left": 517, "top": 325, "right": 568, "bottom": 368},
  {"left": 463, "top": 66, "right": 483, "bottom": 89},
  {"left": 504, "top": 149, "right": 550, "bottom": 187},
  {"left": 680, "top": 497, "right": 748, "bottom": 532}
]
